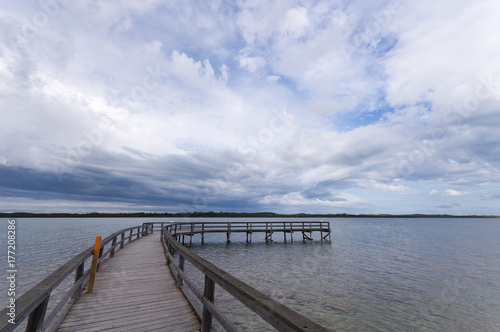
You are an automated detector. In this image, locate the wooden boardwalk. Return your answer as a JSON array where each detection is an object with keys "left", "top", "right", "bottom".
[{"left": 57, "top": 234, "right": 200, "bottom": 332}]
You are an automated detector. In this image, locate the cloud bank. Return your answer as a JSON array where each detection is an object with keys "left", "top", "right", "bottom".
[{"left": 1, "top": 0, "right": 499, "bottom": 214}]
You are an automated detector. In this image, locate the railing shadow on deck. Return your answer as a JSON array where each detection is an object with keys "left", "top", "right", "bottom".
[
  {"left": 0, "top": 224, "right": 153, "bottom": 332},
  {"left": 158, "top": 222, "right": 332, "bottom": 332}
]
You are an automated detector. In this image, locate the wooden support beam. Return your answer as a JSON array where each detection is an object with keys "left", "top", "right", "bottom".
[
  {"left": 201, "top": 276, "right": 215, "bottom": 332},
  {"left": 176, "top": 254, "right": 185, "bottom": 288},
  {"left": 201, "top": 224, "right": 205, "bottom": 245},
  {"left": 110, "top": 236, "right": 117, "bottom": 257},
  {"left": 73, "top": 262, "right": 84, "bottom": 301},
  {"left": 283, "top": 222, "right": 286, "bottom": 243},
  {"left": 87, "top": 236, "right": 101, "bottom": 294},
  {"left": 26, "top": 296, "right": 50, "bottom": 332}
]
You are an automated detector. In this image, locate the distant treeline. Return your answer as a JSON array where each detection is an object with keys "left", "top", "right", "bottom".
[{"left": 1, "top": 211, "right": 499, "bottom": 218}]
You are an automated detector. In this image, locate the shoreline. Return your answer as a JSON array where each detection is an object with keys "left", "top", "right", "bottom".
[{"left": 1, "top": 212, "right": 499, "bottom": 218}]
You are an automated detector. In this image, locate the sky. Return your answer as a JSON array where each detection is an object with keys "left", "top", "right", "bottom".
[{"left": 1, "top": 0, "right": 500, "bottom": 214}]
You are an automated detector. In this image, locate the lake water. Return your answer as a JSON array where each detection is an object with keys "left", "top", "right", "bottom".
[{"left": 1, "top": 217, "right": 499, "bottom": 331}]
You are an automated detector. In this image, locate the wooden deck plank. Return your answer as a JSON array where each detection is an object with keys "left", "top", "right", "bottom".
[{"left": 57, "top": 234, "right": 200, "bottom": 332}]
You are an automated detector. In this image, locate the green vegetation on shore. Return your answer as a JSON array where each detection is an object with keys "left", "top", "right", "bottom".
[{"left": 1, "top": 211, "right": 498, "bottom": 218}]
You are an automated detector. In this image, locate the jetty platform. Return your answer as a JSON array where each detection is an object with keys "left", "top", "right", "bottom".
[
  {"left": 57, "top": 234, "right": 199, "bottom": 332},
  {"left": 0, "top": 221, "right": 332, "bottom": 332}
]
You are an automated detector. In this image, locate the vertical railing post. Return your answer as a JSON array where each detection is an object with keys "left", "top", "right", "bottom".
[
  {"left": 202, "top": 275, "right": 215, "bottom": 332},
  {"left": 26, "top": 295, "right": 50, "bottom": 332},
  {"left": 73, "top": 262, "right": 85, "bottom": 300},
  {"left": 246, "top": 222, "right": 249, "bottom": 243},
  {"left": 110, "top": 236, "right": 117, "bottom": 257},
  {"left": 88, "top": 236, "right": 101, "bottom": 293},
  {"left": 190, "top": 222, "right": 194, "bottom": 246},
  {"left": 164, "top": 234, "right": 171, "bottom": 265},
  {"left": 283, "top": 222, "right": 286, "bottom": 243},
  {"left": 176, "top": 254, "right": 185, "bottom": 287},
  {"left": 250, "top": 223, "right": 252, "bottom": 242},
  {"left": 201, "top": 223, "right": 205, "bottom": 245},
  {"left": 129, "top": 229, "right": 133, "bottom": 243},
  {"left": 120, "top": 232, "right": 125, "bottom": 249},
  {"left": 137, "top": 227, "right": 140, "bottom": 239},
  {"left": 97, "top": 242, "right": 104, "bottom": 272}
]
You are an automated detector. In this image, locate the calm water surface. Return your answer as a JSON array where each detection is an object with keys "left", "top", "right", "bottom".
[{"left": 1, "top": 218, "right": 499, "bottom": 331}]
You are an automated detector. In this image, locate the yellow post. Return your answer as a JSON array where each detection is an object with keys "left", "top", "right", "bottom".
[{"left": 87, "top": 236, "right": 101, "bottom": 294}]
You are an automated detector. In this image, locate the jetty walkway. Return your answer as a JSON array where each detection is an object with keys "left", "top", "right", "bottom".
[
  {"left": 58, "top": 234, "right": 199, "bottom": 332},
  {"left": 0, "top": 221, "right": 332, "bottom": 332}
]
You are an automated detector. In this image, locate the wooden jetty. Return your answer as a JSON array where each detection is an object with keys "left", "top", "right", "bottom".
[
  {"left": 144, "top": 221, "right": 332, "bottom": 246},
  {"left": 0, "top": 221, "right": 332, "bottom": 332}
]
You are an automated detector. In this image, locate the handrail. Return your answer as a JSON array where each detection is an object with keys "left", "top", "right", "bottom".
[
  {"left": 161, "top": 226, "right": 332, "bottom": 332},
  {"left": 0, "top": 224, "right": 152, "bottom": 332}
]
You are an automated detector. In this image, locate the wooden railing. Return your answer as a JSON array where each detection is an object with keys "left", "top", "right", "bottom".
[
  {"left": 145, "top": 221, "right": 331, "bottom": 244},
  {"left": 0, "top": 224, "right": 152, "bottom": 332},
  {"left": 161, "top": 225, "right": 332, "bottom": 332}
]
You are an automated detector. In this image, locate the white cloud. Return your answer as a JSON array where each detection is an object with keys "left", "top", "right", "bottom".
[
  {"left": 259, "top": 191, "right": 363, "bottom": 207},
  {"left": 384, "top": 0, "right": 500, "bottom": 108},
  {"left": 430, "top": 189, "right": 469, "bottom": 196},
  {"left": 364, "top": 180, "right": 416, "bottom": 194},
  {"left": 280, "top": 7, "right": 310, "bottom": 39},
  {"left": 445, "top": 189, "right": 468, "bottom": 196},
  {"left": 238, "top": 55, "right": 266, "bottom": 73}
]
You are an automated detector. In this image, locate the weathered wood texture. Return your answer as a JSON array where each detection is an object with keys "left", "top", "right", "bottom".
[{"left": 57, "top": 234, "right": 200, "bottom": 332}]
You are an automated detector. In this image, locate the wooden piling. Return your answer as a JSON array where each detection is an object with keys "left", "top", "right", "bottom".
[
  {"left": 87, "top": 236, "right": 101, "bottom": 294},
  {"left": 201, "top": 223, "right": 205, "bottom": 244}
]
